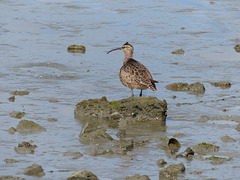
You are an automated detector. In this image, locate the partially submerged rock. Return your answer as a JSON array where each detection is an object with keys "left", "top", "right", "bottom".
[
  {"left": 24, "top": 164, "right": 45, "bottom": 177},
  {"left": 10, "top": 111, "right": 25, "bottom": 119},
  {"left": 156, "top": 159, "right": 167, "bottom": 167},
  {"left": 8, "top": 96, "right": 15, "bottom": 102},
  {"left": 0, "top": 176, "right": 25, "bottom": 180},
  {"left": 193, "top": 142, "right": 219, "bottom": 155},
  {"left": 63, "top": 151, "right": 83, "bottom": 159},
  {"left": 67, "top": 45, "right": 86, "bottom": 53},
  {"left": 172, "top": 49, "right": 185, "bottom": 55},
  {"left": 67, "top": 170, "right": 99, "bottom": 180},
  {"left": 177, "top": 147, "right": 194, "bottom": 159},
  {"left": 16, "top": 120, "right": 46, "bottom": 134},
  {"left": 124, "top": 174, "right": 150, "bottom": 180},
  {"left": 234, "top": 44, "right": 240, "bottom": 53},
  {"left": 210, "top": 81, "right": 231, "bottom": 89},
  {"left": 4, "top": 159, "right": 20, "bottom": 164},
  {"left": 166, "top": 82, "right": 205, "bottom": 94},
  {"left": 8, "top": 127, "right": 16, "bottom": 134},
  {"left": 75, "top": 96, "right": 167, "bottom": 126},
  {"left": 221, "top": 135, "right": 236, "bottom": 142},
  {"left": 159, "top": 163, "right": 185, "bottom": 179},
  {"left": 14, "top": 141, "right": 37, "bottom": 154},
  {"left": 10, "top": 91, "right": 29, "bottom": 96},
  {"left": 205, "top": 155, "right": 232, "bottom": 165}
]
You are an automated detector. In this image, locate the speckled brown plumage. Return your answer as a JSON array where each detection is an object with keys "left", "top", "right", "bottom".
[{"left": 107, "top": 42, "right": 158, "bottom": 97}]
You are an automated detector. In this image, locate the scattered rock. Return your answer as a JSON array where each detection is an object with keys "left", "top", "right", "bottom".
[
  {"left": 234, "top": 44, "right": 240, "bottom": 53},
  {"left": 8, "top": 127, "right": 16, "bottom": 134},
  {"left": 210, "top": 81, "right": 231, "bottom": 89},
  {"left": 166, "top": 82, "right": 205, "bottom": 94},
  {"left": 172, "top": 49, "right": 185, "bottom": 54},
  {"left": 67, "top": 45, "right": 86, "bottom": 53},
  {"left": 16, "top": 120, "right": 46, "bottom": 134},
  {"left": 48, "top": 98, "right": 59, "bottom": 103},
  {"left": 236, "top": 123, "right": 240, "bottom": 132},
  {"left": 75, "top": 96, "right": 167, "bottom": 126},
  {"left": 159, "top": 163, "right": 185, "bottom": 179},
  {"left": 205, "top": 155, "right": 232, "bottom": 165},
  {"left": 63, "top": 151, "right": 83, "bottom": 159},
  {"left": 221, "top": 135, "right": 236, "bottom": 142},
  {"left": 67, "top": 170, "right": 99, "bottom": 180},
  {"left": 24, "top": 164, "right": 45, "bottom": 177},
  {"left": 4, "top": 159, "right": 20, "bottom": 163},
  {"left": 47, "top": 118, "right": 58, "bottom": 122},
  {"left": 10, "top": 91, "right": 29, "bottom": 96},
  {"left": 8, "top": 96, "right": 15, "bottom": 102},
  {"left": 177, "top": 147, "right": 194, "bottom": 159},
  {"left": 10, "top": 111, "right": 25, "bottom": 119},
  {"left": 156, "top": 159, "right": 167, "bottom": 167},
  {"left": 14, "top": 141, "right": 37, "bottom": 154},
  {"left": 0, "top": 176, "right": 25, "bottom": 180},
  {"left": 124, "top": 174, "right": 150, "bottom": 180},
  {"left": 193, "top": 142, "right": 219, "bottom": 155}
]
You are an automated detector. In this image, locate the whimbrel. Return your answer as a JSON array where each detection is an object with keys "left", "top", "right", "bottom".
[{"left": 107, "top": 42, "right": 158, "bottom": 97}]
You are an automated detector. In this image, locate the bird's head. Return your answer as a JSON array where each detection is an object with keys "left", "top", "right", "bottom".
[{"left": 107, "top": 42, "right": 134, "bottom": 54}]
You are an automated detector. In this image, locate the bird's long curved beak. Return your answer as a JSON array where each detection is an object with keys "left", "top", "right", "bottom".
[{"left": 107, "top": 47, "right": 122, "bottom": 54}]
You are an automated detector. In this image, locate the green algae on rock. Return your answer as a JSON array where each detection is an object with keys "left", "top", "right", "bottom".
[
  {"left": 172, "top": 49, "right": 185, "bottom": 54},
  {"left": 67, "top": 45, "right": 86, "bottom": 53},
  {"left": 206, "top": 155, "right": 232, "bottom": 165},
  {"left": 74, "top": 96, "right": 167, "bottom": 126},
  {"left": 16, "top": 120, "right": 46, "bottom": 134},
  {"left": 193, "top": 142, "right": 219, "bottom": 155}
]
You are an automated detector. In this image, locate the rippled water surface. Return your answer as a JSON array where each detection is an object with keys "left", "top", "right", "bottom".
[{"left": 1, "top": 0, "right": 240, "bottom": 179}]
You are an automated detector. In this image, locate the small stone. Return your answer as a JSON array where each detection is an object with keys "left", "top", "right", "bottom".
[
  {"left": 63, "top": 151, "right": 83, "bottom": 159},
  {"left": 10, "top": 111, "right": 25, "bottom": 119},
  {"left": 48, "top": 98, "right": 59, "bottom": 103},
  {"left": 67, "top": 170, "right": 99, "bottom": 180},
  {"left": 67, "top": 45, "right": 86, "bottom": 54},
  {"left": 124, "top": 174, "right": 150, "bottom": 180},
  {"left": 156, "top": 159, "right": 167, "bottom": 167},
  {"left": 4, "top": 159, "right": 20, "bottom": 163},
  {"left": 8, "top": 96, "right": 15, "bottom": 102},
  {"left": 193, "top": 142, "right": 219, "bottom": 155},
  {"left": 16, "top": 120, "right": 46, "bottom": 134},
  {"left": 210, "top": 81, "right": 231, "bottom": 89},
  {"left": 172, "top": 49, "right": 185, "bottom": 55},
  {"left": 159, "top": 163, "right": 185, "bottom": 179},
  {"left": 47, "top": 118, "right": 58, "bottom": 122},
  {"left": 234, "top": 44, "right": 240, "bottom": 53},
  {"left": 0, "top": 176, "right": 25, "bottom": 180},
  {"left": 221, "top": 135, "right": 236, "bottom": 142},
  {"left": 14, "top": 141, "right": 37, "bottom": 154},
  {"left": 8, "top": 127, "right": 16, "bottom": 134},
  {"left": 24, "top": 164, "right": 45, "bottom": 177},
  {"left": 10, "top": 91, "right": 29, "bottom": 96}
]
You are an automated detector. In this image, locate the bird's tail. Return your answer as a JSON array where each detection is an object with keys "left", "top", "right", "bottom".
[{"left": 149, "top": 79, "right": 159, "bottom": 91}]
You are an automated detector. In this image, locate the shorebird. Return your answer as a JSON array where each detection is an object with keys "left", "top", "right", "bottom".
[{"left": 107, "top": 42, "right": 158, "bottom": 97}]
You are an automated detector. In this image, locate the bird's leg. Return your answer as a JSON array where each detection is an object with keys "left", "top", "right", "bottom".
[
  {"left": 131, "top": 89, "right": 134, "bottom": 97},
  {"left": 139, "top": 89, "right": 142, "bottom": 97}
]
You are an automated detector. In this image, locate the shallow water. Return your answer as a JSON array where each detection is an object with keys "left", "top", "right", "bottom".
[{"left": 1, "top": 0, "right": 240, "bottom": 179}]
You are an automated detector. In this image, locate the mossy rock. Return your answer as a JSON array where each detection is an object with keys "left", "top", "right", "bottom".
[
  {"left": 67, "top": 45, "right": 86, "bottom": 53},
  {"left": 210, "top": 81, "right": 231, "bottom": 89},
  {"left": 193, "top": 142, "right": 219, "bottom": 155},
  {"left": 74, "top": 96, "right": 167, "bottom": 126},
  {"left": 16, "top": 120, "right": 46, "bottom": 134},
  {"left": 24, "top": 164, "right": 45, "bottom": 177}
]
